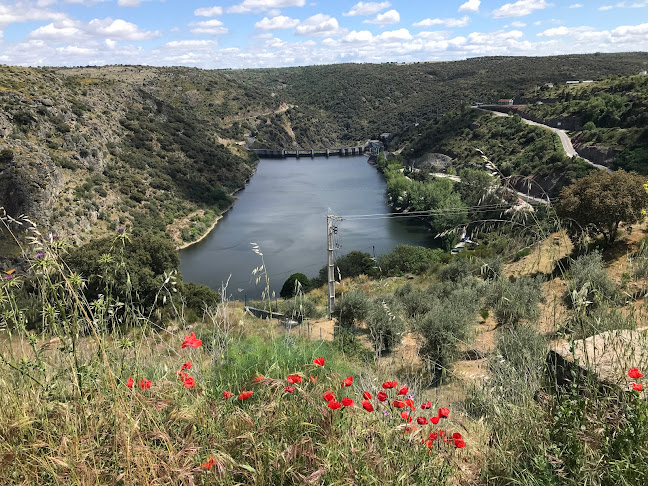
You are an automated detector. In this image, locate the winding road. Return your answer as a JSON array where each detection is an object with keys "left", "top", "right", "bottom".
[{"left": 474, "top": 107, "right": 612, "bottom": 173}]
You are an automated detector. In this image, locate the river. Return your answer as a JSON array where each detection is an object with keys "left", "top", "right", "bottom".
[{"left": 179, "top": 155, "right": 435, "bottom": 300}]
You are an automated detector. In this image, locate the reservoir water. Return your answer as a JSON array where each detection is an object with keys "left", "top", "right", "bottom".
[{"left": 179, "top": 155, "right": 435, "bottom": 299}]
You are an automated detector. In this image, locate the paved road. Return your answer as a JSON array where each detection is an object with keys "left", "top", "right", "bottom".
[{"left": 474, "top": 107, "right": 612, "bottom": 173}]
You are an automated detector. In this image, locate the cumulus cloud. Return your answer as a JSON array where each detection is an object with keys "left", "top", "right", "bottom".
[
  {"left": 227, "top": 0, "right": 306, "bottom": 14},
  {"left": 295, "top": 14, "right": 346, "bottom": 36},
  {"left": 492, "top": 0, "right": 551, "bottom": 18},
  {"left": 194, "top": 6, "right": 224, "bottom": 17},
  {"left": 459, "top": 0, "right": 481, "bottom": 12},
  {"left": 343, "top": 1, "right": 391, "bottom": 16},
  {"left": 569, "top": 3, "right": 583, "bottom": 7},
  {"left": 255, "top": 16, "right": 300, "bottom": 30},
  {"left": 413, "top": 16, "right": 470, "bottom": 28},
  {"left": 28, "top": 17, "right": 160, "bottom": 42},
  {"left": 599, "top": 5, "right": 614, "bottom": 10},
  {"left": 376, "top": 28, "right": 412, "bottom": 42},
  {"left": 0, "top": 3, "right": 68, "bottom": 28},
  {"left": 363, "top": 9, "right": 401, "bottom": 25},
  {"left": 191, "top": 19, "right": 229, "bottom": 35}
]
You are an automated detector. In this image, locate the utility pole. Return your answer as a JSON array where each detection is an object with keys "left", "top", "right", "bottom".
[{"left": 327, "top": 213, "right": 342, "bottom": 319}]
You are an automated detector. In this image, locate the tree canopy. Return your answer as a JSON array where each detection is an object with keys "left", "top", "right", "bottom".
[{"left": 555, "top": 170, "right": 648, "bottom": 246}]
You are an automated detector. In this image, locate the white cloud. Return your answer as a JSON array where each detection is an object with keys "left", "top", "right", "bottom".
[
  {"left": 492, "top": 0, "right": 551, "bottom": 18},
  {"left": 255, "top": 16, "right": 300, "bottom": 30},
  {"left": 28, "top": 17, "right": 160, "bottom": 42},
  {"left": 343, "top": 1, "right": 391, "bottom": 16},
  {"left": 227, "top": 0, "right": 306, "bottom": 14},
  {"left": 88, "top": 18, "right": 160, "bottom": 40},
  {"left": 194, "top": 6, "right": 224, "bottom": 17},
  {"left": 459, "top": 0, "right": 481, "bottom": 12},
  {"left": 599, "top": 5, "right": 614, "bottom": 10},
  {"left": 166, "top": 40, "right": 217, "bottom": 48},
  {"left": 118, "top": 0, "right": 140, "bottom": 6},
  {"left": 611, "top": 22, "right": 648, "bottom": 40},
  {"left": 363, "top": 9, "right": 400, "bottom": 25},
  {"left": 295, "top": 14, "right": 346, "bottom": 36},
  {"left": 376, "top": 28, "right": 412, "bottom": 42},
  {"left": 28, "top": 20, "right": 84, "bottom": 41},
  {"left": 511, "top": 21, "right": 526, "bottom": 27},
  {"left": 0, "top": 4, "right": 68, "bottom": 28},
  {"left": 341, "top": 30, "right": 374, "bottom": 44},
  {"left": 569, "top": 3, "right": 583, "bottom": 7},
  {"left": 414, "top": 16, "right": 470, "bottom": 28},
  {"left": 191, "top": 19, "right": 229, "bottom": 35}
]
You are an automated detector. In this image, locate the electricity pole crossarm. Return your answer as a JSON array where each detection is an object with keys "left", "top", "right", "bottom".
[{"left": 327, "top": 213, "right": 342, "bottom": 319}]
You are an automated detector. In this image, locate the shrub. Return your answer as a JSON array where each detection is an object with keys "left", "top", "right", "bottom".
[
  {"left": 333, "top": 291, "right": 369, "bottom": 330},
  {"left": 487, "top": 275, "right": 544, "bottom": 327},
  {"left": 181, "top": 281, "right": 220, "bottom": 313},
  {"left": 366, "top": 297, "right": 405, "bottom": 355},
  {"left": 280, "top": 273, "right": 311, "bottom": 299},
  {"left": 378, "top": 245, "right": 444, "bottom": 276},
  {"left": 0, "top": 148, "right": 14, "bottom": 164},
  {"left": 566, "top": 252, "right": 618, "bottom": 310}
]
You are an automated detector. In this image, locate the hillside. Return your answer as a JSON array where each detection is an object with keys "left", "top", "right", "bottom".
[{"left": 1, "top": 53, "right": 648, "bottom": 252}]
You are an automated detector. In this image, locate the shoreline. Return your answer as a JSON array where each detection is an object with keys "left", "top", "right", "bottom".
[{"left": 175, "top": 178, "right": 250, "bottom": 251}]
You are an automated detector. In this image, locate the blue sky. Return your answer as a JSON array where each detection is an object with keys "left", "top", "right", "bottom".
[{"left": 0, "top": 1, "right": 647, "bottom": 68}]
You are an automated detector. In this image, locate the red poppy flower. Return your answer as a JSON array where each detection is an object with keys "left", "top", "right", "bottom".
[
  {"left": 287, "top": 374, "right": 302, "bottom": 384},
  {"left": 382, "top": 381, "right": 397, "bottom": 389},
  {"left": 324, "top": 391, "right": 335, "bottom": 402},
  {"left": 252, "top": 374, "right": 265, "bottom": 383},
  {"left": 313, "top": 357, "right": 325, "bottom": 367},
  {"left": 420, "top": 401, "right": 432, "bottom": 409},
  {"left": 202, "top": 457, "right": 215, "bottom": 470},
  {"left": 285, "top": 386, "right": 296, "bottom": 393},
  {"left": 405, "top": 399, "right": 415, "bottom": 409},
  {"left": 222, "top": 390, "right": 235, "bottom": 399},
  {"left": 425, "top": 439, "right": 434, "bottom": 448},
  {"left": 126, "top": 377, "right": 134, "bottom": 389},
  {"left": 400, "top": 410, "right": 410, "bottom": 420},
  {"left": 438, "top": 407, "right": 450, "bottom": 418},
  {"left": 138, "top": 378, "right": 152, "bottom": 390},
  {"left": 393, "top": 400, "right": 406, "bottom": 408},
  {"left": 628, "top": 368, "right": 644, "bottom": 379},
  {"left": 309, "top": 375, "right": 318, "bottom": 383},
  {"left": 417, "top": 416, "right": 428, "bottom": 425},
  {"left": 377, "top": 391, "right": 388, "bottom": 402},
  {"left": 362, "top": 391, "right": 372, "bottom": 400},
  {"left": 362, "top": 400, "right": 374, "bottom": 412},
  {"left": 328, "top": 400, "right": 342, "bottom": 410},
  {"left": 397, "top": 386, "right": 409, "bottom": 396},
  {"left": 181, "top": 332, "right": 202, "bottom": 349},
  {"left": 633, "top": 382, "right": 643, "bottom": 391},
  {"left": 238, "top": 390, "right": 253, "bottom": 400},
  {"left": 341, "top": 398, "right": 354, "bottom": 407},
  {"left": 430, "top": 416, "right": 440, "bottom": 425},
  {"left": 342, "top": 376, "right": 353, "bottom": 387},
  {"left": 182, "top": 375, "right": 196, "bottom": 389},
  {"left": 455, "top": 438, "right": 466, "bottom": 448},
  {"left": 428, "top": 432, "right": 438, "bottom": 441},
  {"left": 404, "top": 426, "right": 416, "bottom": 434},
  {"left": 181, "top": 361, "right": 192, "bottom": 371},
  {"left": 452, "top": 432, "right": 462, "bottom": 440}
]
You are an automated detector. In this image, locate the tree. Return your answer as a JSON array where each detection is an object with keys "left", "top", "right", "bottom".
[
  {"left": 555, "top": 170, "right": 648, "bottom": 246},
  {"left": 280, "top": 273, "right": 311, "bottom": 299}
]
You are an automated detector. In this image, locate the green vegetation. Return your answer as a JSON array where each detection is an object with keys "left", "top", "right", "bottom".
[{"left": 280, "top": 272, "right": 311, "bottom": 299}]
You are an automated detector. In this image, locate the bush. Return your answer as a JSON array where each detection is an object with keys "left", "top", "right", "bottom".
[
  {"left": 378, "top": 245, "right": 444, "bottom": 276},
  {"left": 366, "top": 297, "right": 405, "bottom": 355},
  {"left": 280, "top": 273, "right": 311, "bottom": 299},
  {"left": 566, "top": 252, "right": 618, "bottom": 310},
  {"left": 279, "top": 295, "right": 319, "bottom": 320},
  {"left": 333, "top": 291, "right": 369, "bottom": 330},
  {"left": 487, "top": 276, "right": 544, "bottom": 327},
  {"left": 181, "top": 281, "right": 220, "bottom": 313},
  {"left": 0, "top": 149, "right": 14, "bottom": 163},
  {"left": 394, "top": 283, "right": 437, "bottom": 319}
]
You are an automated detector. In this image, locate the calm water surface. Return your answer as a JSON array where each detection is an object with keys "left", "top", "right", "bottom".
[{"left": 180, "top": 156, "right": 435, "bottom": 299}]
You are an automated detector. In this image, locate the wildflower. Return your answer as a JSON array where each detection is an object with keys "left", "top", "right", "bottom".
[
  {"left": 628, "top": 368, "right": 644, "bottom": 379},
  {"left": 309, "top": 375, "right": 318, "bottom": 383},
  {"left": 404, "top": 426, "right": 417, "bottom": 434},
  {"left": 397, "top": 386, "right": 409, "bottom": 396},
  {"left": 222, "top": 391, "right": 235, "bottom": 399},
  {"left": 393, "top": 400, "right": 406, "bottom": 408},
  {"left": 117, "top": 227, "right": 124, "bottom": 233},
  {"left": 362, "top": 391, "right": 372, "bottom": 400},
  {"left": 287, "top": 374, "right": 302, "bottom": 384},
  {"left": 182, "top": 375, "right": 196, "bottom": 389},
  {"left": 428, "top": 432, "right": 438, "bottom": 441},
  {"left": 430, "top": 416, "right": 440, "bottom": 425},
  {"left": 313, "top": 357, "right": 325, "bottom": 367},
  {"left": 328, "top": 400, "right": 342, "bottom": 410},
  {"left": 633, "top": 383, "right": 643, "bottom": 391},
  {"left": 323, "top": 391, "right": 335, "bottom": 402},
  {"left": 138, "top": 378, "right": 152, "bottom": 390},
  {"left": 181, "top": 361, "right": 192, "bottom": 371},
  {"left": 405, "top": 398, "right": 415, "bottom": 410},
  {"left": 643, "top": 210, "right": 647, "bottom": 216},
  {"left": 2, "top": 275, "right": 13, "bottom": 281},
  {"left": 362, "top": 400, "right": 374, "bottom": 412},
  {"left": 377, "top": 391, "right": 388, "bottom": 402},
  {"left": 455, "top": 438, "right": 466, "bottom": 448},
  {"left": 382, "top": 381, "right": 397, "bottom": 389},
  {"left": 285, "top": 386, "right": 296, "bottom": 393},
  {"left": 417, "top": 417, "right": 428, "bottom": 425},
  {"left": 126, "top": 377, "right": 134, "bottom": 389},
  {"left": 438, "top": 407, "right": 450, "bottom": 418},
  {"left": 400, "top": 411, "right": 411, "bottom": 421},
  {"left": 35, "top": 252, "right": 45, "bottom": 259},
  {"left": 341, "top": 398, "right": 354, "bottom": 407},
  {"left": 181, "top": 332, "right": 202, "bottom": 349},
  {"left": 420, "top": 401, "right": 432, "bottom": 409},
  {"left": 383, "top": 410, "right": 390, "bottom": 416},
  {"left": 238, "top": 390, "right": 253, "bottom": 400},
  {"left": 202, "top": 457, "right": 215, "bottom": 470},
  {"left": 425, "top": 439, "right": 434, "bottom": 448},
  {"left": 452, "top": 432, "right": 462, "bottom": 440},
  {"left": 342, "top": 376, "right": 353, "bottom": 387},
  {"left": 252, "top": 374, "right": 264, "bottom": 383}
]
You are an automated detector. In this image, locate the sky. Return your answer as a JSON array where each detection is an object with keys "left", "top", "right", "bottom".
[{"left": 0, "top": 0, "right": 647, "bottom": 68}]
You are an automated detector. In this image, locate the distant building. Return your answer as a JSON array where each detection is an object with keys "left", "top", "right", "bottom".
[
  {"left": 582, "top": 80, "right": 594, "bottom": 83},
  {"left": 498, "top": 99, "right": 514, "bottom": 105},
  {"left": 640, "top": 70, "right": 648, "bottom": 75},
  {"left": 566, "top": 80, "right": 580, "bottom": 84},
  {"left": 541, "top": 82, "right": 554, "bottom": 90}
]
